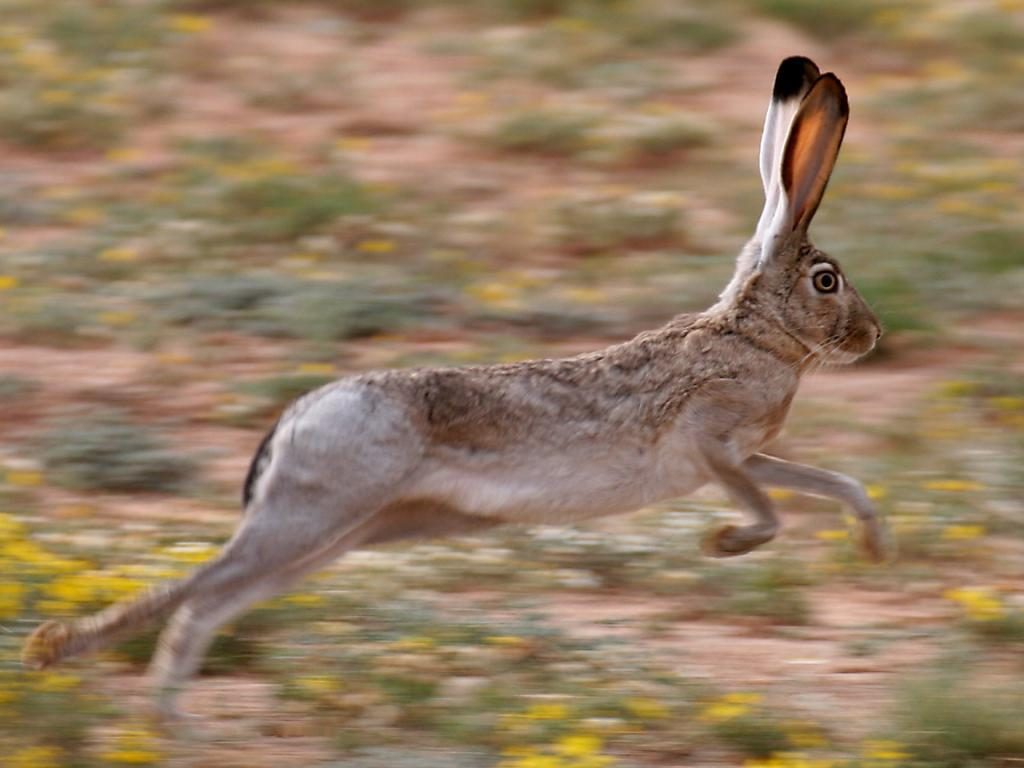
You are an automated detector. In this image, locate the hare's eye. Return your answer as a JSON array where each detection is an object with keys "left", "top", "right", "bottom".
[{"left": 812, "top": 268, "right": 839, "bottom": 293}]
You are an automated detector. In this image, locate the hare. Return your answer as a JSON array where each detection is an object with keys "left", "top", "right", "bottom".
[{"left": 24, "top": 56, "right": 887, "bottom": 717}]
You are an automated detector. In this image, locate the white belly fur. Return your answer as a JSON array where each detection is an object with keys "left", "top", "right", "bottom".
[{"left": 409, "top": 436, "right": 710, "bottom": 525}]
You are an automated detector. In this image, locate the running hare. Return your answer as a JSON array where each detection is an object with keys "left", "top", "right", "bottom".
[{"left": 24, "top": 57, "right": 887, "bottom": 716}]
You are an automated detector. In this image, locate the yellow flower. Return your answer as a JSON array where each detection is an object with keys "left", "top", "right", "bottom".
[
  {"left": 106, "top": 147, "right": 144, "bottom": 163},
  {"left": 815, "top": 529, "right": 849, "bottom": 542},
  {"left": 64, "top": 206, "right": 105, "bottom": 226},
  {"left": 0, "top": 580, "right": 24, "bottom": 619},
  {"left": 0, "top": 512, "right": 26, "bottom": 538},
  {"left": 98, "top": 247, "right": 139, "bottom": 263},
  {"left": 2, "top": 538, "right": 57, "bottom": 566},
  {"left": 44, "top": 573, "right": 100, "bottom": 606},
  {"left": 938, "top": 379, "right": 978, "bottom": 397},
  {"left": 159, "top": 542, "right": 217, "bottom": 564},
  {"left": 524, "top": 702, "right": 569, "bottom": 721},
  {"left": 283, "top": 592, "right": 324, "bottom": 606},
  {"left": 101, "top": 726, "right": 162, "bottom": 765},
  {"left": 557, "top": 733, "right": 603, "bottom": 757},
  {"left": 486, "top": 635, "right": 526, "bottom": 647},
  {"left": 103, "top": 751, "right": 162, "bottom": 765},
  {"left": 6, "top": 469, "right": 42, "bottom": 486},
  {"left": 941, "top": 524, "right": 985, "bottom": 541},
  {"left": 17, "top": 49, "right": 67, "bottom": 78},
  {"left": 624, "top": 696, "right": 669, "bottom": 720},
  {"left": 701, "top": 692, "right": 761, "bottom": 722},
  {"left": 990, "top": 396, "right": 1024, "bottom": 412},
  {"left": 768, "top": 489, "right": 795, "bottom": 501},
  {"left": 99, "top": 311, "right": 137, "bottom": 326},
  {"left": 0, "top": 273, "right": 19, "bottom": 291},
  {"left": 9, "top": 745, "right": 64, "bottom": 768},
  {"left": 923, "top": 479, "right": 983, "bottom": 493},
  {"left": 467, "top": 281, "right": 520, "bottom": 308},
  {"left": 744, "top": 754, "right": 834, "bottom": 768},
  {"left": 37, "top": 672, "right": 80, "bottom": 692},
  {"left": 357, "top": 239, "right": 396, "bottom": 254},
  {"left": 295, "top": 675, "right": 339, "bottom": 695},
  {"left": 336, "top": 136, "right": 372, "bottom": 152},
  {"left": 296, "top": 363, "right": 335, "bottom": 376},
  {"left": 168, "top": 14, "right": 212, "bottom": 34},
  {"left": 944, "top": 587, "right": 1005, "bottom": 621},
  {"left": 390, "top": 635, "right": 436, "bottom": 651},
  {"left": 866, "top": 484, "right": 887, "bottom": 501},
  {"left": 864, "top": 739, "right": 910, "bottom": 761}
]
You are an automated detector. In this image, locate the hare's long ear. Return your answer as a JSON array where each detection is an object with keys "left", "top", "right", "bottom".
[
  {"left": 754, "top": 56, "right": 820, "bottom": 241},
  {"left": 759, "top": 73, "right": 848, "bottom": 264}
]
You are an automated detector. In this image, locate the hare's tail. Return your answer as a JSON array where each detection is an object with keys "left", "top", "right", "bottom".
[{"left": 22, "top": 570, "right": 204, "bottom": 671}]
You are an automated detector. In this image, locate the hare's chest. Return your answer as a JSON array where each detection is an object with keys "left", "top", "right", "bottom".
[{"left": 723, "top": 388, "right": 797, "bottom": 459}]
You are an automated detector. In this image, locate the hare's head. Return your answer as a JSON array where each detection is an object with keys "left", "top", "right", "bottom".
[{"left": 721, "top": 57, "right": 881, "bottom": 366}]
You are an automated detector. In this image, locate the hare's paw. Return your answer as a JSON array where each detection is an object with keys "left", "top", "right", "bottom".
[
  {"left": 22, "top": 620, "right": 74, "bottom": 670},
  {"left": 701, "top": 524, "right": 773, "bottom": 558},
  {"left": 149, "top": 698, "right": 207, "bottom": 739}
]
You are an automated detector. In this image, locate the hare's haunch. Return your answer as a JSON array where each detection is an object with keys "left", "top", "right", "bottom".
[{"left": 24, "top": 56, "right": 888, "bottom": 718}]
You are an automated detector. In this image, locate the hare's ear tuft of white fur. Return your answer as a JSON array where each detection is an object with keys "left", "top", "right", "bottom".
[
  {"left": 755, "top": 56, "right": 820, "bottom": 240},
  {"left": 758, "top": 72, "right": 848, "bottom": 267}
]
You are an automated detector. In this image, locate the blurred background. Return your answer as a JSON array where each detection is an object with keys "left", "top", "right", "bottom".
[{"left": 1, "top": 0, "right": 1022, "bottom": 765}]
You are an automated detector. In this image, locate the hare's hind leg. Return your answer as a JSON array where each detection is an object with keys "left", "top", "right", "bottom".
[
  {"left": 148, "top": 499, "right": 388, "bottom": 720},
  {"left": 700, "top": 443, "right": 781, "bottom": 558},
  {"left": 743, "top": 453, "right": 890, "bottom": 562},
  {"left": 148, "top": 440, "right": 420, "bottom": 719}
]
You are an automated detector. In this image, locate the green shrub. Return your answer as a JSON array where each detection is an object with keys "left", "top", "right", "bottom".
[
  {"left": 747, "top": 0, "right": 883, "bottom": 40},
  {"left": 148, "top": 276, "right": 435, "bottom": 341},
  {"left": 41, "top": 407, "right": 197, "bottom": 493},
  {"left": 553, "top": 190, "right": 684, "bottom": 255},
  {"left": 490, "top": 110, "right": 594, "bottom": 157},
  {"left": 0, "top": 374, "right": 41, "bottom": 400},
  {"left": 890, "top": 672, "right": 1024, "bottom": 766},
  {"left": 211, "top": 173, "right": 377, "bottom": 242},
  {"left": 277, "top": 283, "right": 436, "bottom": 342},
  {"left": 146, "top": 274, "right": 291, "bottom": 334},
  {"left": 5, "top": 297, "right": 95, "bottom": 347}
]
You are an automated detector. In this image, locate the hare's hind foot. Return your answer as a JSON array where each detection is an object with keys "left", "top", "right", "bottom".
[
  {"left": 858, "top": 516, "right": 893, "bottom": 564},
  {"left": 701, "top": 523, "right": 777, "bottom": 558},
  {"left": 22, "top": 620, "right": 75, "bottom": 670}
]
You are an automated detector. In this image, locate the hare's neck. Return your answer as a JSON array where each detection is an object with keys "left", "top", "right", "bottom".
[{"left": 716, "top": 302, "right": 812, "bottom": 371}]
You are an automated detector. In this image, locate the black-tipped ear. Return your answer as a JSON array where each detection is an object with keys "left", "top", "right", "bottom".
[
  {"left": 780, "top": 72, "right": 849, "bottom": 232},
  {"left": 756, "top": 57, "right": 822, "bottom": 239},
  {"left": 773, "top": 56, "right": 820, "bottom": 101}
]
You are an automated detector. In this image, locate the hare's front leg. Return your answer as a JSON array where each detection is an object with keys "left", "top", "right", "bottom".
[
  {"left": 699, "top": 442, "right": 781, "bottom": 558},
  {"left": 743, "top": 453, "right": 890, "bottom": 562}
]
